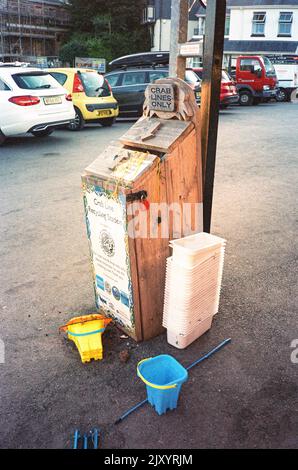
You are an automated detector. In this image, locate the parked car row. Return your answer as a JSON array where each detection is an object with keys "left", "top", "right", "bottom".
[
  {"left": 105, "top": 66, "right": 201, "bottom": 118},
  {"left": 1, "top": 53, "right": 296, "bottom": 145},
  {"left": 191, "top": 68, "right": 239, "bottom": 109},
  {"left": 0, "top": 63, "right": 120, "bottom": 143}
]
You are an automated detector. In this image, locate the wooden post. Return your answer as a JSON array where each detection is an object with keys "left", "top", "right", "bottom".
[
  {"left": 201, "top": 0, "right": 227, "bottom": 233},
  {"left": 169, "top": 0, "right": 189, "bottom": 79}
]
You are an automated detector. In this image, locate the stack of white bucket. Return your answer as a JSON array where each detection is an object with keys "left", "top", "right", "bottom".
[{"left": 163, "top": 233, "right": 226, "bottom": 349}]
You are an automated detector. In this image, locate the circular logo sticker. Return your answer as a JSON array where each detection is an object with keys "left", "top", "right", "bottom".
[
  {"left": 112, "top": 287, "right": 121, "bottom": 302},
  {"left": 100, "top": 231, "right": 115, "bottom": 257}
]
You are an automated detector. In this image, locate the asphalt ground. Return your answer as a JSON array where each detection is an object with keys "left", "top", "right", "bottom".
[{"left": 0, "top": 102, "right": 297, "bottom": 449}]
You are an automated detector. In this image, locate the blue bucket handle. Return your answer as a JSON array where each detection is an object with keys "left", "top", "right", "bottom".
[
  {"left": 67, "top": 328, "right": 105, "bottom": 338},
  {"left": 137, "top": 358, "right": 178, "bottom": 390}
]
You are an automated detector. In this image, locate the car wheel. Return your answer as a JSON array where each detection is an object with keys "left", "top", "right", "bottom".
[
  {"left": 220, "top": 104, "right": 228, "bottom": 110},
  {"left": 99, "top": 117, "right": 115, "bottom": 127},
  {"left": 239, "top": 91, "right": 253, "bottom": 106},
  {"left": 31, "top": 129, "right": 54, "bottom": 137},
  {"left": 276, "top": 88, "right": 287, "bottom": 102},
  {"left": 0, "top": 130, "right": 6, "bottom": 146},
  {"left": 68, "top": 107, "right": 85, "bottom": 131}
]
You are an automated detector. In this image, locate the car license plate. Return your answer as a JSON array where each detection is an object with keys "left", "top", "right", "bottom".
[
  {"left": 44, "top": 96, "right": 62, "bottom": 105},
  {"left": 97, "top": 110, "right": 111, "bottom": 117}
]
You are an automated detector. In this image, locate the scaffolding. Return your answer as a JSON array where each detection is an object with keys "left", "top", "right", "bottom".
[{"left": 0, "top": 0, "right": 70, "bottom": 63}]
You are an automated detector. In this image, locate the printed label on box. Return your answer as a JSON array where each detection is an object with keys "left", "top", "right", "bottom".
[{"left": 83, "top": 184, "right": 135, "bottom": 334}]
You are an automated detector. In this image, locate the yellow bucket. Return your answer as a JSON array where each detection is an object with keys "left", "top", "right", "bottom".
[{"left": 60, "top": 315, "right": 112, "bottom": 364}]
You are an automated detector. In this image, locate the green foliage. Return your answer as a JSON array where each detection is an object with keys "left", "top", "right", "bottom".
[
  {"left": 59, "top": 38, "right": 88, "bottom": 65},
  {"left": 60, "top": 0, "right": 150, "bottom": 66}
]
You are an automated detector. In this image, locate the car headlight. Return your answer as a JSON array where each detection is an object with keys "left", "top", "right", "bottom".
[{"left": 263, "top": 85, "right": 270, "bottom": 91}]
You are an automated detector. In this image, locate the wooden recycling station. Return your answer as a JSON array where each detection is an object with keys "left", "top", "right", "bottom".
[{"left": 82, "top": 78, "right": 204, "bottom": 341}]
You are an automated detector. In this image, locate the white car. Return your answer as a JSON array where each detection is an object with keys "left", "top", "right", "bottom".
[{"left": 0, "top": 64, "right": 75, "bottom": 144}]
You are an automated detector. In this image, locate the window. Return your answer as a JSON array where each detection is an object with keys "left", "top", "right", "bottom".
[
  {"left": 12, "top": 72, "right": 60, "bottom": 90},
  {"left": 225, "top": 15, "right": 230, "bottom": 36},
  {"left": 50, "top": 72, "right": 67, "bottom": 86},
  {"left": 142, "top": 6, "right": 155, "bottom": 24},
  {"left": 252, "top": 12, "right": 266, "bottom": 36},
  {"left": 278, "top": 12, "right": 293, "bottom": 36},
  {"left": 195, "top": 17, "right": 205, "bottom": 36},
  {"left": 0, "top": 78, "right": 10, "bottom": 91},
  {"left": 185, "top": 70, "right": 200, "bottom": 85},
  {"left": 106, "top": 74, "right": 120, "bottom": 87},
  {"left": 148, "top": 71, "right": 168, "bottom": 83},
  {"left": 240, "top": 58, "right": 262, "bottom": 73},
  {"left": 79, "top": 72, "right": 111, "bottom": 97},
  {"left": 122, "top": 72, "right": 146, "bottom": 86}
]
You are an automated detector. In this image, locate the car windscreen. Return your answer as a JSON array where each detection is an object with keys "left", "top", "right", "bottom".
[
  {"left": 185, "top": 70, "right": 200, "bottom": 84},
  {"left": 0, "top": 78, "right": 10, "bottom": 91},
  {"left": 12, "top": 72, "right": 61, "bottom": 90},
  {"left": 263, "top": 57, "right": 276, "bottom": 77},
  {"left": 79, "top": 72, "right": 111, "bottom": 97},
  {"left": 222, "top": 70, "right": 232, "bottom": 82},
  {"left": 50, "top": 72, "right": 68, "bottom": 86}
]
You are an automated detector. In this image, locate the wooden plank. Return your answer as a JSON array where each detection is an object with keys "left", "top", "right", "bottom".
[
  {"left": 141, "top": 122, "right": 163, "bottom": 141},
  {"left": 120, "top": 118, "right": 193, "bottom": 153},
  {"left": 131, "top": 162, "right": 169, "bottom": 340},
  {"left": 165, "top": 128, "right": 204, "bottom": 237}
]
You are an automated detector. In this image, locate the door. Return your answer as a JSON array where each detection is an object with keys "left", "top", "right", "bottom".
[
  {"left": 120, "top": 70, "right": 148, "bottom": 116},
  {"left": 238, "top": 58, "right": 263, "bottom": 91},
  {"left": 105, "top": 72, "right": 123, "bottom": 110}
]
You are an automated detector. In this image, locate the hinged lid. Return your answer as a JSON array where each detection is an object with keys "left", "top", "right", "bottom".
[{"left": 120, "top": 118, "right": 194, "bottom": 153}]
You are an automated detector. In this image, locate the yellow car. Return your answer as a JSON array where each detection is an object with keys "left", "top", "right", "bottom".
[{"left": 48, "top": 68, "right": 119, "bottom": 131}]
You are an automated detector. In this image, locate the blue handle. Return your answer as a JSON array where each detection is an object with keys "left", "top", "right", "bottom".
[{"left": 68, "top": 328, "right": 105, "bottom": 338}]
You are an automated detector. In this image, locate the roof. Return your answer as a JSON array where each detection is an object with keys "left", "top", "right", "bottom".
[
  {"left": 196, "top": 0, "right": 298, "bottom": 14},
  {"left": 0, "top": 66, "right": 42, "bottom": 75},
  {"left": 28, "top": 0, "right": 68, "bottom": 5},
  {"left": 227, "top": 0, "right": 298, "bottom": 6},
  {"left": 149, "top": 0, "right": 202, "bottom": 20},
  {"left": 224, "top": 39, "right": 298, "bottom": 54}
]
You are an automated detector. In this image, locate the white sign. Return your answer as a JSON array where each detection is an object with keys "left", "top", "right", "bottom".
[
  {"left": 148, "top": 84, "right": 175, "bottom": 112},
  {"left": 84, "top": 185, "right": 135, "bottom": 333},
  {"left": 75, "top": 57, "right": 106, "bottom": 73},
  {"left": 180, "top": 42, "right": 203, "bottom": 57}
]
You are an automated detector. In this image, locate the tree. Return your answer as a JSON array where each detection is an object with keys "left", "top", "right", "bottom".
[
  {"left": 59, "top": 38, "right": 88, "bottom": 66},
  {"left": 60, "top": 0, "right": 150, "bottom": 66}
]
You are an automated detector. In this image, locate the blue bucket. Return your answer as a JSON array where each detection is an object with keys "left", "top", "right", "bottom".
[{"left": 137, "top": 355, "right": 188, "bottom": 415}]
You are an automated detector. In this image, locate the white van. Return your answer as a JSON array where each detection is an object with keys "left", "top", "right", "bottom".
[{"left": 268, "top": 56, "right": 298, "bottom": 102}]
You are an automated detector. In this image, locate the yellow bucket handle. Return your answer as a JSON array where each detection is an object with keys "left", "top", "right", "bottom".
[{"left": 137, "top": 358, "right": 178, "bottom": 390}]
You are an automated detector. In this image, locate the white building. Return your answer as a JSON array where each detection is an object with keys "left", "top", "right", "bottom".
[
  {"left": 143, "top": 1, "right": 298, "bottom": 67},
  {"left": 142, "top": 0, "right": 202, "bottom": 51}
]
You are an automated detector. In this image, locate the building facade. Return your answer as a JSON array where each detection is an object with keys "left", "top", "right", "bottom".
[
  {"left": 143, "top": 1, "right": 298, "bottom": 67},
  {"left": 0, "top": 0, "right": 71, "bottom": 64},
  {"left": 142, "top": 0, "right": 202, "bottom": 51}
]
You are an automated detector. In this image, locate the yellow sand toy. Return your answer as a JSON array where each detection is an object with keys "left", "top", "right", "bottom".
[{"left": 60, "top": 314, "right": 112, "bottom": 363}]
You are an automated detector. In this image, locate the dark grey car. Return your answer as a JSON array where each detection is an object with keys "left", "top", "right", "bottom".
[{"left": 105, "top": 67, "right": 201, "bottom": 118}]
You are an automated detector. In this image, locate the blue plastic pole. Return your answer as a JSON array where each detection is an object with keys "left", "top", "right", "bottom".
[
  {"left": 115, "top": 399, "right": 148, "bottom": 425},
  {"left": 187, "top": 338, "right": 231, "bottom": 371}
]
